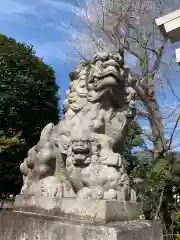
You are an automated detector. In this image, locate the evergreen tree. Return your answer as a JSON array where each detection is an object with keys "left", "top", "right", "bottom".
[{"left": 0, "top": 34, "right": 59, "bottom": 196}]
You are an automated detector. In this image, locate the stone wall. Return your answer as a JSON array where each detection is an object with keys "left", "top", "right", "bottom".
[{"left": 0, "top": 210, "right": 162, "bottom": 240}]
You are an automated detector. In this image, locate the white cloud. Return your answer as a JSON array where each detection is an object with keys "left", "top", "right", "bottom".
[
  {"left": 0, "top": 0, "right": 80, "bottom": 99},
  {"left": 44, "top": 22, "right": 74, "bottom": 35},
  {"left": 43, "top": 0, "right": 81, "bottom": 14},
  {"left": 0, "top": 0, "right": 38, "bottom": 15},
  {"left": 0, "top": 0, "right": 79, "bottom": 62}
]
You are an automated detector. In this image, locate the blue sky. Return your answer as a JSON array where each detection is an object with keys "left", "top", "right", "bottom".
[
  {"left": 1, "top": 0, "right": 180, "bottom": 150},
  {"left": 0, "top": 0, "right": 79, "bottom": 100}
]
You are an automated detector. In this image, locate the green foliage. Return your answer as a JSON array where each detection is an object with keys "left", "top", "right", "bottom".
[
  {"left": 132, "top": 163, "right": 171, "bottom": 218},
  {"left": 0, "top": 34, "right": 59, "bottom": 196},
  {"left": 0, "top": 34, "right": 59, "bottom": 141},
  {"left": 131, "top": 154, "right": 180, "bottom": 235},
  {"left": 173, "top": 211, "right": 180, "bottom": 239},
  {"left": 125, "top": 121, "right": 144, "bottom": 152},
  {"left": 0, "top": 131, "right": 24, "bottom": 151},
  {"left": 124, "top": 122, "right": 180, "bottom": 234},
  {"left": 123, "top": 120, "right": 144, "bottom": 177}
]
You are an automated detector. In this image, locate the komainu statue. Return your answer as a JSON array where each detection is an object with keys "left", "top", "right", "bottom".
[{"left": 20, "top": 52, "right": 136, "bottom": 201}]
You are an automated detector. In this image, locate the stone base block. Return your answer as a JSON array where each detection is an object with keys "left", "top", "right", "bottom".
[
  {"left": 14, "top": 194, "right": 138, "bottom": 223},
  {"left": 0, "top": 210, "right": 162, "bottom": 240}
]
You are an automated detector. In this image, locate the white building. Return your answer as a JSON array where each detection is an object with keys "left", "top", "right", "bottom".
[{"left": 156, "top": 9, "right": 180, "bottom": 64}]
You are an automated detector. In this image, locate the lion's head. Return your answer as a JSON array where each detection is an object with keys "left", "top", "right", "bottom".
[
  {"left": 90, "top": 52, "right": 123, "bottom": 91},
  {"left": 64, "top": 52, "right": 126, "bottom": 112},
  {"left": 67, "top": 122, "right": 92, "bottom": 167}
]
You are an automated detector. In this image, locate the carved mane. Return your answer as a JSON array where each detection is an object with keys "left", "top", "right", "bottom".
[{"left": 64, "top": 52, "right": 136, "bottom": 119}]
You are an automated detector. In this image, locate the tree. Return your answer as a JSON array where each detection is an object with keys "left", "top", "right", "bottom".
[
  {"left": 0, "top": 34, "right": 60, "bottom": 196},
  {"left": 123, "top": 120, "right": 144, "bottom": 170},
  {"left": 71, "top": 0, "right": 180, "bottom": 161},
  {"left": 130, "top": 156, "right": 180, "bottom": 235}
]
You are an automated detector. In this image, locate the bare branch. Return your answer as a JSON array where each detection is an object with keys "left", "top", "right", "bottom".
[
  {"left": 168, "top": 115, "right": 180, "bottom": 150},
  {"left": 69, "top": 0, "right": 180, "bottom": 155}
]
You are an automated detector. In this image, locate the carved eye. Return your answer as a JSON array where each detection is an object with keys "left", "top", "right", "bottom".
[{"left": 115, "top": 55, "right": 122, "bottom": 62}]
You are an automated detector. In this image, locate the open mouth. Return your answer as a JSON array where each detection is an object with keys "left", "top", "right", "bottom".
[{"left": 73, "top": 147, "right": 91, "bottom": 155}]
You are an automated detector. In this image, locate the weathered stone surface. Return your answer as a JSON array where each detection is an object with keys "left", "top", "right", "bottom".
[
  {"left": 0, "top": 200, "right": 14, "bottom": 210},
  {"left": 19, "top": 52, "right": 136, "bottom": 200},
  {"left": 0, "top": 211, "right": 162, "bottom": 240},
  {"left": 14, "top": 195, "right": 138, "bottom": 223}
]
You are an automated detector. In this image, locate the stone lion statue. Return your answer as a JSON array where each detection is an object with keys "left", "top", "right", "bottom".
[{"left": 20, "top": 51, "right": 136, "bottom": 201}]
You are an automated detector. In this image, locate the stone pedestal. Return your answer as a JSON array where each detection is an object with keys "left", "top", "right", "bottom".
[
  {"left": 0, "top": 210, "right": 162, "bottom": 240},
  {"left": 0, "top": 195, "right": 163, "bottom": 240},
  {"left": 14, "top": 195, "right": 138, "bottom": 223}
]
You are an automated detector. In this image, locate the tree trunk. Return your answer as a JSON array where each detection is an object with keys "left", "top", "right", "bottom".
[
  {"left": 132, "top": 81, "right": 167, "bottom": 161},
  {"left": 145, "top": 85, "right": 166, "bottom": 154}
]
